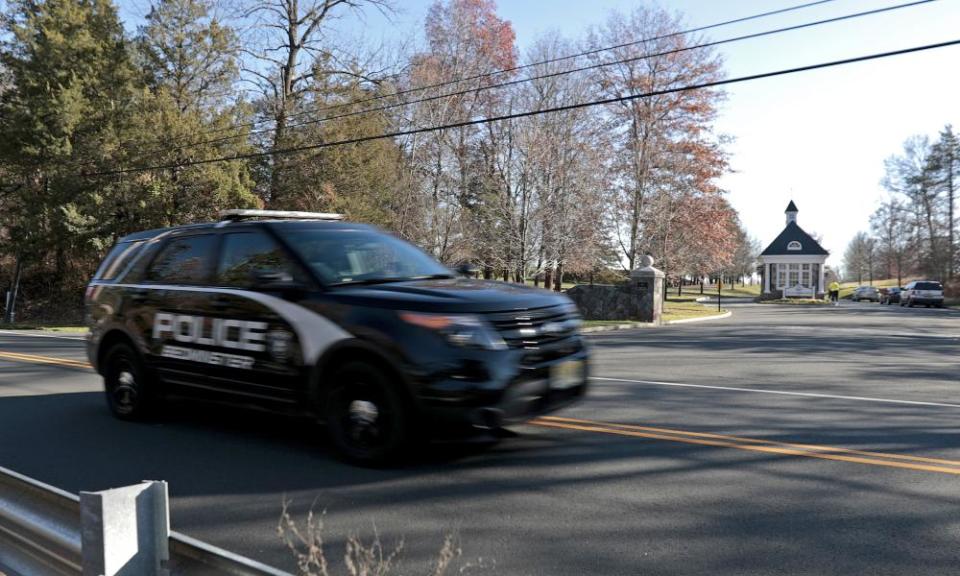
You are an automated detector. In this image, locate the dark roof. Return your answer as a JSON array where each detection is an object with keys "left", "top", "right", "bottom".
[
  {"left": 785, "top": 200, "right": 798, "bottom": 213},
  {"left": 760, "top": 221, "right": 829, "bottom": 256},
  {"left": 118, "top": 219, "right": 371, "bottom": 243},
  {"left": 119, "top": 222, "right": 210, "bottom": 242}
]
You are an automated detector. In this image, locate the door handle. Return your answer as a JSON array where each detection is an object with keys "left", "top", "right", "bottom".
[{"left": 130, "top": 289, "right": 149, "bottom": 303}]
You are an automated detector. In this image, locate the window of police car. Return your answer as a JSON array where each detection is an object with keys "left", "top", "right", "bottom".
[
  {"left": 277, "top": 226, "right": 452, "bottom": 286},
  {"left": 146, "top": 234, "right": 217, "bottom": 285},
  {"left": 94, "top": 240, "right": 146, "bottom": 281},
  {"left": 216, "top": 231, "right": 302, "bottom": 288}
]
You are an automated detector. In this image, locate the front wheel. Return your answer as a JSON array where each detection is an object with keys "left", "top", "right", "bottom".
[
  {"left": 325, "top": 361, "right": 410, "bottom": 465},
  {"left": 102, "top": 342, "right": 158, "bottom": 420}
]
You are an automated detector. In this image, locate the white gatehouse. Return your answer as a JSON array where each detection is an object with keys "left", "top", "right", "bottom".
[{"left": 758, "top": 201, "right": 829, "bottom": 298}]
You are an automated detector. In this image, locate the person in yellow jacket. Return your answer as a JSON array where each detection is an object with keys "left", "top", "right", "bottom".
[{"left": 828, "top": 281, "right": 840, "bottom": 305}]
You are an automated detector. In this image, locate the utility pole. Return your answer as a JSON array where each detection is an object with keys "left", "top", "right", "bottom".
[{"left": 4, "top": 256, "right": 23, "bottom": 325}]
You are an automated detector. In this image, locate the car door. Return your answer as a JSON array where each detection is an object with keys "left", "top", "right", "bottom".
[
  {"left": 135, "top": 232, "right": 218, "bottom": 394},
  {"left": 204, "top": 227, "right": 312, "bottom": 406}
]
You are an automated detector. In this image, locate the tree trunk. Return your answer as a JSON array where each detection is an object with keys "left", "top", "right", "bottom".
[{"left": 948, "top": 150, "right": 955, "bottom": 278}]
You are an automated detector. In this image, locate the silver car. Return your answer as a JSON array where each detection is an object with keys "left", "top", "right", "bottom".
[
  {"left": 900, "top": 280, "right": 944, "bottom": 308},
  {"left": 852, "top": 286, "right": 880, "bottom": 302}
]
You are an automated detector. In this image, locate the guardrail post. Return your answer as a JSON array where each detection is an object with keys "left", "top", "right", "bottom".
[{"left": 80, "top": 481, "right": 170, "bottom": 576}]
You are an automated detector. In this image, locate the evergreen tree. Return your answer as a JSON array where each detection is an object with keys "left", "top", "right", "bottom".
[
  {"left": 929, "top": 125, "right": 959, "bottom": 278},
  {"left": 0, "top": 0, "right": 139, "bottom": 283},
  {"left": 137, "top": 0, "right": 239, "bottom": 114}
]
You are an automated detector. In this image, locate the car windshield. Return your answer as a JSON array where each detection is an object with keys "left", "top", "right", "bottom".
[
  {"left": 916, "top": 282, "right": 943, "bottom": 290},
  {"left": 274, "top": 224, "right": 453, "bottom": 286}
]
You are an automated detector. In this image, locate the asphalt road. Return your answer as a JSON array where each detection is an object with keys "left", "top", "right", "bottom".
[{"left": 1, "top": 301, "right": 960, "bottom": 575}]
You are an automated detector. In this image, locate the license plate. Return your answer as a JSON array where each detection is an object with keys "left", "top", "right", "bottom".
[{"left": 550, "top": 359, "right": 584, "bottom": 390}]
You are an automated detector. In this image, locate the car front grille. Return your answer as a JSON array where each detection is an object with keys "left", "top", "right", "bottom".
[{"left": 485, "top": 306, "right": 580, "bottom": 349}]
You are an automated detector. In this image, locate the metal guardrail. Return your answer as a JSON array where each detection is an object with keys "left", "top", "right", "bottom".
[{"left": 0, "top": 465, "right": 292, "bottom": 576}]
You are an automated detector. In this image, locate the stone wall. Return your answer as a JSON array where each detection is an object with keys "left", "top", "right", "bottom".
[
  {"left": 567, "top": 283, "right": 655, "bottom": 321},
  {"left": 567, "top": 259, "right": 664, "bottom": 323}
]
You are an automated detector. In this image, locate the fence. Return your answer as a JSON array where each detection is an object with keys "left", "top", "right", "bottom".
[{"left": 0, "top": 465, "right": 292, "bottom": 576}]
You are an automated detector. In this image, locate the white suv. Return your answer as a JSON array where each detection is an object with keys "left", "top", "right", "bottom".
[{"left": 900, "top": 281, "right": 944, "bottom": 308}]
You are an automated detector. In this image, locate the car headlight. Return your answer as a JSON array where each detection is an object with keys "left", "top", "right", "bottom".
[{"left": 399, "top": 312, "right": 507, "bottom": 351}]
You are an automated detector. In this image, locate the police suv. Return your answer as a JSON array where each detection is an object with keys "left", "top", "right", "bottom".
[{"left": 86, "top": 210, "right": 588, "bottom": 463}]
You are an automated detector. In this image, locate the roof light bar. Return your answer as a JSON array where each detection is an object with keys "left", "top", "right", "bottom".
[{"left": 220, "top": 209, "right": 344, "bottom": 221}]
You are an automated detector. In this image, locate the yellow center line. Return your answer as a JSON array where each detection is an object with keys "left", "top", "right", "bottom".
[
  {"left": 539, "top": 415, "right": 960, "bottom": 467},
  {"left": 0, "top": 351, "right": 92, "bottom": 370},
  {"left": 531, "top": 416, "right": 960, "bottom": 476}
]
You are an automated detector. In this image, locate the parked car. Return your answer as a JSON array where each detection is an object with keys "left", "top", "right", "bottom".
[
  {"left": 879, "top": 287, "right": 902, "bottom": 305},
  {"left": 900, "top": 280, "right": 945, "bottom": 308},
  {"left": 851, "top": 286, "right": 880, "bottom": 302}
]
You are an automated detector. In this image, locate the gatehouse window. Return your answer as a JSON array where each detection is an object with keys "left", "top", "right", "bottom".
[{"left": 787, "top": 241, "right": 802, "bottom": 251}]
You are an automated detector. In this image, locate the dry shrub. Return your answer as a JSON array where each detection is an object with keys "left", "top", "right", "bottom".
[
  {"left": 278, "top": 499, "right": 481, "bottom": 576},
  {"left": 943, "top": 279, "right": 960, "bottom": 299}
]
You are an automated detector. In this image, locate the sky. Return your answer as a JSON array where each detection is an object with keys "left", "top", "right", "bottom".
[{"left": 116, "top": 0, "right": 960, "bottom": 267}]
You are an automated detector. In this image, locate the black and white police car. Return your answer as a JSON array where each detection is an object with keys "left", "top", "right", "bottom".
[{"left": 86, "top": 210, "right": 588, "bottom": 463}]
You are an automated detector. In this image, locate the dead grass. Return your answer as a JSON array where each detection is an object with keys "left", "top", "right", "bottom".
[
  {"left": 758, "top": 298, "right": 831, "bottom": 306},
  {"left": 278, "top": 500, "right": 484, "bottom": 576}
]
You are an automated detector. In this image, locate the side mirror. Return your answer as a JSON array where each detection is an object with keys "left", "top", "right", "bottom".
[{"left": 455, "top": 262, "right": 479, "bottom": 278}]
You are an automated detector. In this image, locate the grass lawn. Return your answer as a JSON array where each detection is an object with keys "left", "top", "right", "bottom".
[
  {"left": 1, "top": 324, "right": 87, "bottom": 333},
  {"left": 758, "top": 298, "right": 831, "bottom": 306},
  {"left": 674, "top": 283, "right": 760, "bottom": 299},
  {"left": 663, "top": 298, "right": 727, "bottom": 321},
  {"left": 523, "top": 280, "right": 578, "bottom": 290}
]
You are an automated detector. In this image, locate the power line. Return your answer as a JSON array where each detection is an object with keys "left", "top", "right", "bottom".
[
  {"left": 100, "top": 0, "right": 843, "bottom": 157},
  {"left": 82, "top": 37, "right": 960, "bottom": 178},
  {"left": 245, "top": 1, "right": 940, "bottom": 138},
  {"left": 122, "top": 0, "right": 932, "bottom": 159},
  {"left": 281, "top": 0, "right": 843, "bottom": 123}
]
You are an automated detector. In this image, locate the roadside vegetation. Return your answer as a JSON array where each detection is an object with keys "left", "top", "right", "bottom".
[
  {"left": 0, "top": 0, "right": 759, "bottom": 325},
  {"left": 0, "top": 324, "right": 86, "bottom": 332},
  {"left": 843, "top": 127, "right": 959, "bottom": 298},
  {"left": 757, "top": 298, "right": 831, "bottom": 305},
  {"left": 278, "top": 501, "right": 479, "bottom": 576}
]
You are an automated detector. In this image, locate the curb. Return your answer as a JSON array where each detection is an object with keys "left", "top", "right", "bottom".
[
  {"left": 581, "top": 322, "right": 654, "bottom": 333},
  {"left": 664, "top": 310, "right": 732, "bottom": 325},
  {"left": 581, "top": 309, "right": 733, "bottom": 332}
]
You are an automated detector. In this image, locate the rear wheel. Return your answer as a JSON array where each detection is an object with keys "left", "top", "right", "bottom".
[
  {"left": 325, "top": 361, "right": 409, "bottom": 465},
  {"left": 102, "top": 342, "right": 157, "bottom": 420}
]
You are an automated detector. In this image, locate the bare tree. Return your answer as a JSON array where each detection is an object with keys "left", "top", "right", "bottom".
[
  {"left": 237, "top": 0, "right": 393, "bottom": 205},
  {"left": 586, "top": 6, "right": 727, "bottom": 271},
  {"left": 870, "top": 199, "right": 912, "bottom": 286}
]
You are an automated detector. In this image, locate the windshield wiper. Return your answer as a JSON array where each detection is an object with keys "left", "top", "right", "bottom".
[
  {"left": 407, "top": 274, "right": 455, "bottom": 280},
  {"left": 328, "top": 273, "right": 455, "bottom": 287},
  {"left": 327, "top": 277, "right": 410, "bottom": 287}
]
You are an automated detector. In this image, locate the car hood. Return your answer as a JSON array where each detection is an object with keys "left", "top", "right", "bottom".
[{"left": 324, "top": 278, "right": 573, "bottom": 313}]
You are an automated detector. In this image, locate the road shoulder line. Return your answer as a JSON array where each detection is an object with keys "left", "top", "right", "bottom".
[{"left": 590, "top": 376, "right": 960, "bottom": 409}]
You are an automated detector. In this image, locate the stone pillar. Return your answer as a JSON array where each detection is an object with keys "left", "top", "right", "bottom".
[{"left": 629, "top": 255, "right": 665, "bottom": 325}]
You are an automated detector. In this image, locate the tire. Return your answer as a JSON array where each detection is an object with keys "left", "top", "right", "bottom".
[
  {"left": 102, "top": 342, "right": 158, "bottom": 420},
  {"left": 325, "top": 361, "right": 410, "bottom": 465}
]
